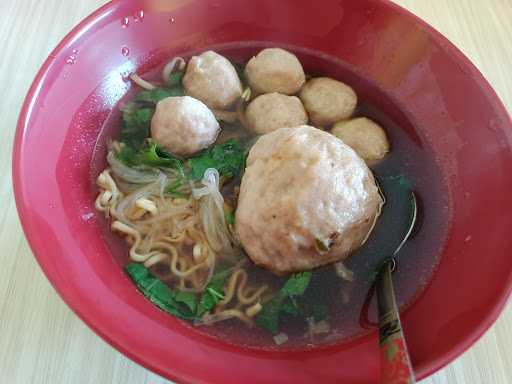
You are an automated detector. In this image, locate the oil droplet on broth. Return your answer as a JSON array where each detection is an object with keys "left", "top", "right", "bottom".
[
  {"left": 121, "top": 17, "right": 129, "bottom": 28},
  {"left": 121, "top": 47, "right": 130, "bottom": 57},
  {"left": 133, "top": 10, "right": 144, "bottom": 22}
]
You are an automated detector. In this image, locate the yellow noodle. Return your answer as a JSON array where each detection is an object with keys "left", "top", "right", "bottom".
[
  {"left": 208, "top": 309, "right": 253, "bottom": 327},
  {"left": 220, "top": 269, "right": 266, "bottom": 307},
  {"left": 151, "top": 241, "right": 208, "bottom": 278},
  {"left": 94, "top": 193, "right": 109, "bottom": 212},
  {"left": 144, "top": 252, "right": 169, "bottom": 268},
  {"left": 177, "top": 257, "right": 188, "bottom": 290},
  {"left": 111, "top": 221, "right": 156, "bottom": 263},
  {"left": 219, "top": 269, "right": 243, "bottom": 306},
  {"left": 95, "top": 169, "right": 123, "bottom": 216},
  {"left": 190, "top": 268, "right": 203, "bottom": 289},
  {"left": 238, "top": 285, "right": 268, "bottom": 306},
  {"left": 96, "top": 167, "right": 272, "bottom": 327},
  {"left": 127, "top": 206, "right": 147, "bottom": 220},
  {"left": 245, "top": 302, "right": 263, "bottom": 318},
  {"left": 157, "top": 233, "right": 187, "bottom": 244}
]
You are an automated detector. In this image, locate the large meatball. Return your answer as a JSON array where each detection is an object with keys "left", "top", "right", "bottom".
[
  {"left": 332, "top": 117, "right": 390, "bottom": 163},
  {"left": 183, "top": 50, "right": 243, "bottom": 110},
  {"left": 151, "top": 96, "right": 219, "bottom": 157},
  {"left": 299, "top": 77, "right": 357, "bottom": 127},
  {"left": 245, "top": 93, "right": 308, "bottom": 134},
  {"left": 236, "top": 126, "right": 382, "bottom": 274},
  {"left": 245, "top": 48, "right": 305, "bottom": 95}
]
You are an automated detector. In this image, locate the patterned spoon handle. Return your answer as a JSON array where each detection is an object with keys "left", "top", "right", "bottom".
[{"left": 376, "top": 262, "right": 416, "bottom": 384}]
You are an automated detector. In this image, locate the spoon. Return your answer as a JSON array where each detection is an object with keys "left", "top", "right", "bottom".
[{"left": 375, "top": 185, "right": 417, "bottom": 384}]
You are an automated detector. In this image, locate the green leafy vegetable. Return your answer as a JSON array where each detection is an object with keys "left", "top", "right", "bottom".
[
  {"left": 255, "top": 272, "right": 312, "bottom": 334},
  {"left": 137, "top": 141, "right": 184, "bottom": 172},
  {"left": 281, "top": 296, "right": 301, "bottom": 317},
  {"left": 255, "top": 297, "right": 284, "bottom": 334},
  {"left": 168, "top": 70, "right": 184, "bottom": 87},
  {"left": 115, "top": 144, "right": 139, "bottom": 167},
  {"left": 125, "top": 263, "right": 197, "bottom": 320},
  {"left": 120, "top": 86, "right": 249, "bottom": 181},
  {"left": 165, "top": 179, "right": 186, "bottom": 198},
  {"left": 134, "top": 87, "right": 184, "bottom": 104},
  {"left": 125, "top": 261, "right": 148, "bottom": 281},
  {"left": 224, "top": 211, "right": 235, "bottom": 226},
  {"left": 121, "top": 104, "right": 154, "bottom": 148},
  {"left": 125, "top": 262, "right": 326, "bottom": 331},
  {"left": 187, "top": 139, "right": 247, "bottom": 181},
  {"left": 281, "top": 272, "right": 312, "bottom": 296},
  {"left": 116, "top": 141, "right": 184, "bottom": 172},
  {"left": 196, "top": 269, "right": 231, "bottom": 316},
  {"left": 115, "top": 140, "right": 187, "bottom": 196},
  {"left": 120, "top": 87, "right": 185, "bottom": 149},
  {"left": 174, "top": 290, "right": 198, "bottom": 313},
  {"left": 126, "top": 263, "right": 239, "bottom": 321}
]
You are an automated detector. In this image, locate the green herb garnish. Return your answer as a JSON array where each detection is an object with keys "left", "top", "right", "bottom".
[
  {"left": 168, "top": 70, "right": 185, "bottom": 87},
  {"left": 134, "top": 87, "right": 184, "bottom": 104},
  {"left": 138, "top": 141, "right": 184, "bottom": 171},
  {"left": 126, "top": 263, "right": 238, "bottom": 321},
  {"left": 255, "top": 297, "right": 283, "bottom": 334},
  {"left": 187, "top": 139, "right": 247, "bottom": 181},
  {"left": 224, "top": 211, "right": 235, "bottom": 226},
  {"left": 125, "top": 263, "right": 197, "bottom": 320},
  {"left": 196, "top": 268, "right": 231, "bottom": 317},
  {"left": 255, "top": 272, "right": 312, "bottom": 334},
  {"left": 120, "top": 85, "right": 185, "bottom": 148},
  {"left": 121, "top": 104, "right": 154, "bottom": 148},
  {"left": 174, "top": 290, "right": 198, "bottom": 313},
  {"left": 164, "top": 179, "right": 186, "bottom": 198},
  {"left": 116, "top": 140, "right": 184, "bottom": 172}
]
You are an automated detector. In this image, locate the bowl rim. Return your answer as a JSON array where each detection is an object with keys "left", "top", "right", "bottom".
[{"left": 12, "top": 0, "right": 512, "bottom": 382}]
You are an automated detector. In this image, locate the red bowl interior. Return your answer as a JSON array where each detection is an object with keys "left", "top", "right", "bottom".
[{"left": 13, "top": 0, "right": 512, "bottom": 383}]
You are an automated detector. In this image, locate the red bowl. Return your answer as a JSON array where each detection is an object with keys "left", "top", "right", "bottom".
[{"left": 13, "top": 0, "right": 512, "bottom": 383}]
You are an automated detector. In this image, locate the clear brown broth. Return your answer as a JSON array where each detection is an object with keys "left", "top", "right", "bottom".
[{"left": 91, "top": 44, "right": 450, "bottom": 349}]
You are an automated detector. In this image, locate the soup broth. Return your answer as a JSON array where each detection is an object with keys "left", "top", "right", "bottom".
[{"left": 92, "top": 44, "right": 449, "bottom": 348}]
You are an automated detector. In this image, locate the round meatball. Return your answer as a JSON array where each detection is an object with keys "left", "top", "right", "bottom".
[
  {"left": 332, "top": 117, "right": 390, "bottom": 163},
  {"left": 245, "top": 48, "right": 305, "bottom": 95},
  {"left": 151, "top": 96, "right": 219, "bottom": 157},
  {"left": 183, "top": 50, "right": 243, "bottom": 110},
  {"left": 236, "top": 126, "right": 382, "bottom": 275},
  {"left": 245, "top": 93, "right": 308, "bottom": 134},
  {"left": 299, "top": 77, "right": 357, "bottom": 127}
]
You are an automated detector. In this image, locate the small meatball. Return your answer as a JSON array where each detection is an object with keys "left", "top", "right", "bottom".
[
  {"left": 245, "top": 48, "right": 305, "bottom": 95},
  {"left": 236, "top": 126, "right": 382, "bottom": 275},
  {"left": 183, "top": 51, "right": 243, "bottom": 110},
  {"left": 245, "top": 93, "right": 308, "bottom": 134},
  {"left": 151, "top": 96, "right": 219, "bottom": 156},
  {"left": 299, "top": 77, "right": 357, "bottom": 127},
  {"left": 332, "top": 117, "right": 390, "bottom": 163}
]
